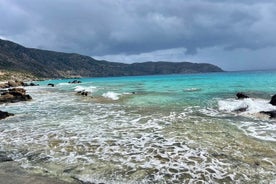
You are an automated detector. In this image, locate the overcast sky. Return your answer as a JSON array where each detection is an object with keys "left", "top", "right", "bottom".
[{"left": 1, "top": 0, "right": 276, "bottom": 71}]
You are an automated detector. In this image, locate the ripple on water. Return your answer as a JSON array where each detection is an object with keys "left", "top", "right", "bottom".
[{"left": 0, "top": 86, "right": 275, "bottom": 183}]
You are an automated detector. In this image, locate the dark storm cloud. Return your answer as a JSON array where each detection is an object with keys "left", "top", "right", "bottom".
[{"left": 1, "top": 0, "right": 276, "bottom": 56}]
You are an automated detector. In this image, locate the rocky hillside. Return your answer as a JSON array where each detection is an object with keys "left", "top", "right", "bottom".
[{"left": 0, "top": 39, "right": 223, "bottom": 78}]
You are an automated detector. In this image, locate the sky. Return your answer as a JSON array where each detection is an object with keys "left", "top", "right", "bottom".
[{"left": 1, "top": 0, "right": 276, "bottom": 71}]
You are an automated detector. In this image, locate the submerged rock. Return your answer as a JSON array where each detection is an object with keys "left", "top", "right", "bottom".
[
  {"left": 0, "top": 110, "right": 14, "bottom": 120},
  {"left": 269, "top": 94, "right": 276, "bottom": 106},
  {"left": 260, "top": 111, "right": 276, "bottom": 118},
  {"left": 47, "top": 83, "right": 55, "bottom": 87},
  {"left": 236, "top": 92, "right": 249, "bottom": 99}
]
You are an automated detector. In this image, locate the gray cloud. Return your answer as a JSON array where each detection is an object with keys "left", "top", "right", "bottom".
[{"left": 1, "top": 0, "right": 276, "bottom": 70}]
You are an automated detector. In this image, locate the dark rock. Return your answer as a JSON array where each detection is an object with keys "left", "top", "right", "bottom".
[
  {"left": 76, "top": 90, "right": 88, "bottom": 96},
  {"left": 23, "top": 82, "right": 39, "bottom": 87},
  {"left": 0, "top": 88, "right": 32, "bottom": 103},
  {"left": 260, "top": 111, "right": 276, "bottom": 118},
  {"left": 30, "top": 83, "right": 39, "bottom": 86},
  {"left": 47, "top": 83, "right": 54, "bottom": 87},
  {"left": 236, "top": 92, "right": 249, "bottom": 99},
  {"left": 8, "top": 88, "right": 26, "bottom": 95},
  {"left": 269, "top": 94, "right": 276, "bottom": 106},
  {"left": 69, "top": 80, "right": 81, "bottom": 84},
  {"left": 0, "top": 110, "right": 14, "bottom": 120}
]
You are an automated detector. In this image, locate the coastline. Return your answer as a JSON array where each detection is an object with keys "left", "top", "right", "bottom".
[{"left": 0, "top": 74, "right": 76, "bottom": 183}]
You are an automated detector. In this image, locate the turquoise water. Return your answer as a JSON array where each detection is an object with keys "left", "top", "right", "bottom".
[{"left": 1, "top": 71, "right": 276, "bottom": 183}]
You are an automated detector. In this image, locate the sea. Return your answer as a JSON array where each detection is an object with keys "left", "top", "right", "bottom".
[{"left": 0, "top": 71, "right": 275, "bottom": 183}]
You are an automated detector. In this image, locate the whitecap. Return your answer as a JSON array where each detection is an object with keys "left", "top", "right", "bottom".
[
  {"left": 183, "top": 88, "right": 201, "bottom": 92},
  {"left": 74, "top": 86, "right": 97, "bottom": 93},
  {"left": 102, "top": 91, "right": 121, "bottom": 100},
  {"left": 218, "top": 98, "right": 276, "bottom": 115}
]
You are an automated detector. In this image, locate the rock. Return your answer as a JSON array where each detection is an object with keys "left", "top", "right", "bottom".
[
  {"left": 30, "top": 83, "right": 39, "bottom": 86},
  {"left": 269, "top": 94, "right": 276, "bottom": 106},
  {"left": 236, "top": 92, "right": 249, "bottom": 99},
  {"left": 0, "top": 110, "right": 14, "bottom": 120},
  {"left": 0, "top": 80, "right": 26, "bottom": 89},
  {"left": 23, "top": 82, "right": 39, "bottom": 87},
  {"left": 7, "top": 81, "right": 18, "bottom": 87},
  {"left": 0, "top": 83, "right": 9, "bottom": 88},
  {"left": 260, "top": 111, "right": 276, "bottom": 118},
  {"left": 69, "top": 80, "right": 81, "bottom": 84},
  {"left": 0, "top": 88, "right": 32, "bottom": 103},
  {"left": 76, "top": 90, "right": 88, "bottom": 96},
  {"left": 0, "top": 151, "right": 13, "bottom": 162},
  {"left": 47, "top": 83, "right": 55, "bottom": 87},
  {"left": 8, "top": 88, "right": 26, "bottom": 95}
]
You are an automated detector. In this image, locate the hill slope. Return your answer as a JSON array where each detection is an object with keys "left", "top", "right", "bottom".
[{"left": 0, "top": 39, "right": 223, "bottom": 78}]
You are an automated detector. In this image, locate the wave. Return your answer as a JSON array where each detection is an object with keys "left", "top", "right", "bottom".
[
  {"left": 218, "top": 98, "right": 276, "bottom": 115},
  {"left": 74, "top": 86, "right": 97, "bottom": 93},
  {"left": 183, "top": 88, "right": 201, "bottom": 92},
  {"left": 102, "top": 91, "right": 121, "bottom": 100}
]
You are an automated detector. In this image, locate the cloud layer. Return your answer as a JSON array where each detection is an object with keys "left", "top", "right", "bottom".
[{"left": 1, "top": 0, "right": 276, "bottom": 70}]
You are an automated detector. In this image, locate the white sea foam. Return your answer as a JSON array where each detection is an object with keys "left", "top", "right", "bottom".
[
  {"left": 218, "top": 98, "right": 276, "bottom": 115},
  {"left": 0, "top": 87, "right": 275, "bottom": 183},
  {"left": 102, "top": 91, "right": 121, "bottom": 100},
  {"left": 183, "top": 88, "right": 201, "bottom": 92},
  {"left": 216, "top": 98, "right": 276, "bottom": 141},
  {"left": 57, "top": 82, "right": 70, "bottom": 86},
  {"left": 74, "top": 86, "right": 97, "bottom": 93}
]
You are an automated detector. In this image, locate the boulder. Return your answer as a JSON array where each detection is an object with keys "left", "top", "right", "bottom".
[
  {"left": 47, "top": 83, "right": 55, "bottom": 87},
  {"left": 236, "top": 92, "right": 249, "bottom": 99},
  {"left": 0, "top": 110, "right": 14, "bottom": 120},
  {"left": 0, "top": 88, "right": 32, "bottom": 103},
  {"left": 8, "top": 88, "right": 26, "bottom": 95},
  {"left": 260, "top": 111, "right": 276, "bottom": 118},
  {"left": 269, "top": 94, "right": 276, "bottom": 106}
]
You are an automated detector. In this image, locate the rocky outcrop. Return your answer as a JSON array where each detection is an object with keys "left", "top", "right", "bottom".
[
  {"left": 0, "top": 110, "right": 14, "bottom": 120},
  {"left": 269, "top": 94, "right": 276, "bottom": 106},
  {"left": 0, "top": 88, "right": 32, "bottom": 103},
  {"left": 0, "top": 80, "right": 38, "bottom": 88},
  {"left": 236, "top": 92, "right": 249, "bottom": 99}
]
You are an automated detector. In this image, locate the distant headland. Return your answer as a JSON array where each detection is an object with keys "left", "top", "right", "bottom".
[{"left": 0, "top": 39, "right": 223, "bottom": 79}]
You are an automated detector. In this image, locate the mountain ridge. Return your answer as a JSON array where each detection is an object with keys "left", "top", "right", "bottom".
[{"left": 0, "top": 39, "right": 223, "bottom": 78}]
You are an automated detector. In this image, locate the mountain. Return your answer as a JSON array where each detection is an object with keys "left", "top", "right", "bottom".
[{"left": 0, "top": 39, "right": 223, "bottom": 78}]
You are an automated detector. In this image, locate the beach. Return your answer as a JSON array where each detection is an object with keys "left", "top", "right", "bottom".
[{"left": 0, "top": 71, "right": 275, "bottom": 183}]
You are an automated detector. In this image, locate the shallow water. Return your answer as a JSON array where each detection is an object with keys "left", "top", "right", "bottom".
[{"left": 0, "top": 71, "right": 276, "bottom": 183}]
